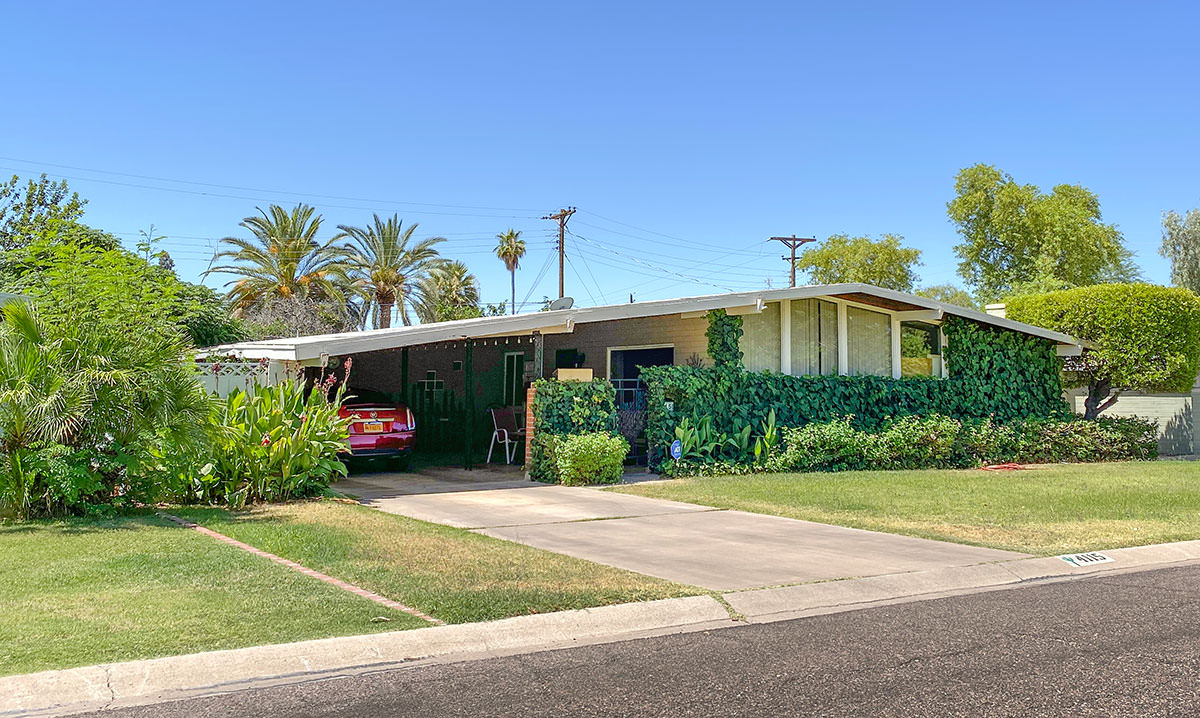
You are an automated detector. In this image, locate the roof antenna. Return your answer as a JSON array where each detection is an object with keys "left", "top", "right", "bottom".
[{"left": 630, "top": 293, "right": 635, "bottom": 304}]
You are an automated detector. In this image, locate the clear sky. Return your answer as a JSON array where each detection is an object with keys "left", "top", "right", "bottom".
[{"left": 5, "top": 1, "right": 1198, "bottom": 310}]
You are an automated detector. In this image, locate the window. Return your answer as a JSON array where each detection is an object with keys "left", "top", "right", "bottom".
[
  {"left": 740, "top": 303, "right": 781, "bottom": 372},
  {"left": 555, "top": 349, "right": 583, "bottom": 369},
  {"left": 790, "top": 299, "right": 838, "bottom": 376},
  {"left": 900, "top": 321, "right": 942, "bottom": 377},
  {"left": 846, "top": 306, "right": 891, "bottom": 376},
  {"left": 503, "top": 352, "right": 526, "bottom": 406}
]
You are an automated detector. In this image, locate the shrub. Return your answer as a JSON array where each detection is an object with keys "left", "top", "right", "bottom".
[
  {"left": 529, "top": 378, "right": 618, "bottom": 482},
  {"left": 665, "top": 414, "right": 1158, "bottom": 477},
  {"left": 769, "top": 417, "right": 879, "bottom": 472},
  {"left": 0, "top": 301, "right": 213, "bottom": 519},
  {"left": 554, "top": 432, "right": 630, "bottom": 486},
  {"left": 193, "top": 381, "right": 350, "bottom": 507},
  {"left": 1007, "top": 284, "right": 1200, "bottom": 418},
  {"left": 875, "top": 414, "right": 962, "bottom": 469}
]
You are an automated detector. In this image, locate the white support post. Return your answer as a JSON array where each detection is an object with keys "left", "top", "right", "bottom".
[
  {"left": 836, "top": 302, "right": 849, "bottom": 375},
  {"left": 890, "top": 315, "right": 903, "bottom": 379},
  {"left": 780, "top": 299, "right": 791, "bottom": 376}
]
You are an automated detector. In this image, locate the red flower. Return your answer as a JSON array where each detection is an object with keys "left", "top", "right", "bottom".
[{"left": 261, "top": 436, "right": 271, "bottom": 446}]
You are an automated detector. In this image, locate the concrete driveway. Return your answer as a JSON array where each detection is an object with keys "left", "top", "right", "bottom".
[{"left": 336, "top": 471, "right": 1027, "bottom": 592}]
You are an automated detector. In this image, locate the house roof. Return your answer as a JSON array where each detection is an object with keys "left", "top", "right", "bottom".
[{"left": 203, "top": 283, "right": 1083, "bottom": 362}]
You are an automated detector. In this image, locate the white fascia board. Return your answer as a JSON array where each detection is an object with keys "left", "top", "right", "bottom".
[{"left": 199, "top": 282, "right": 1085, "bottom": 360}]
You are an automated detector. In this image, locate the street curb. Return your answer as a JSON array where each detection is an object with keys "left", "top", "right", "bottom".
[
  {"left": 0, "top": 595, "right": 732, "bottom": 717},
  {"left": 723, "top": 539, "right": 1200, "bottom": 623},
  {"left": 5, "top": 540, "right": 1200, "bottom": 717}
]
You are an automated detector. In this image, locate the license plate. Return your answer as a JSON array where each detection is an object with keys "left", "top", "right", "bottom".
[{"left": 361, "top": 421, "right": 384, "bottom": 434}]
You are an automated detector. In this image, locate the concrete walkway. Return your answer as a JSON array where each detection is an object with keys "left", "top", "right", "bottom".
[{"left": 337, "top": 472, "right": 1026, "bottom": 591}]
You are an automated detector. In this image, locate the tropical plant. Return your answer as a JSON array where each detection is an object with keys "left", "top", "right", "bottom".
[
  {"left": 194, "top": 380, "right": 350, "bottom": 508},
  {"left": 494, "top": 229, "right": 526, "bottom": 315},
  {"left": 0, "top": 301, "right": 213, "bottom": 518},
  {"left": 208, "top": 204, "right": 350, "bottom": 315},
  {"left": 414, "top": 260, "right": 481, "bottom": 323},
  {"left": 337, "top": 213, "right": 445, "bottom": 328}
]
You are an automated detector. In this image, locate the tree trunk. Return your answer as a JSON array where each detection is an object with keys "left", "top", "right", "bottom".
[
  {"left": 1083, "top": 378, "right": 1120, "bottom": 419},
  {"left": 510, "top": 270, "right": 516, "bottom": 315},
  {"left": 378, "top": 300, "right": 393, "bottom": 329}
]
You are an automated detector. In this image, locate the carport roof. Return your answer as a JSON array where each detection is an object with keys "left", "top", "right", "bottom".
[{"left": 202, "top": 283, "right": 1082, "bottom": 362}]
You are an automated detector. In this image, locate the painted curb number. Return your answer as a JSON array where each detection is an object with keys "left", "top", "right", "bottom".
[{"left": 1058, "top": 551, "right": 1114, "bottom": 567}]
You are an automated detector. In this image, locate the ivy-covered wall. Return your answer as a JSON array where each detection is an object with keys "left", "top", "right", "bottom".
[
  {"left": 528, "top": 378, "right": 618, "bottom": 481},
  {"left": 641, "top": 313, "right": 1069, "bottom": 468}
]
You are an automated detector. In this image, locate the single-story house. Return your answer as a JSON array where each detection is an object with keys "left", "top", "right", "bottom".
[{"left": 205, "top": 283, "right": 1084, "bottom": 465}]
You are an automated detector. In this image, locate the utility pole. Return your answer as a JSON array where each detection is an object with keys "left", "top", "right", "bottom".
[
  {"left": 771, "top": 235, "right": 817, "bottom": 287},
  {"left": 542, "top": 207, "right": 576, "bottom": 299}
]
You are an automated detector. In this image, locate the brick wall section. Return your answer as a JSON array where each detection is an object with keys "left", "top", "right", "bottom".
[{"left": 524, "top": 384, "right": 537, "bottom": 468}]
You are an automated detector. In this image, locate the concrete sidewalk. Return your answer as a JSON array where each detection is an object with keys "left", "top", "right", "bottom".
[
  {"left": 7, "top": 540, "right": 1200, "bottom": 717},
  {"left": 348, "top": 473, "right": 1025, "bottom": 591}
]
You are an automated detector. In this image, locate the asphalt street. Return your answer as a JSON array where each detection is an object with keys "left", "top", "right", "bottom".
[{"left": 82, "top": 563, "right": 1200, "bottom": 717}]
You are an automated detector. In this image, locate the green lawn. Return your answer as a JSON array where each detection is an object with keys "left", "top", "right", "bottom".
[
  {"left": 0, "top": 512, "right": 424, "bottom": 677},
  {"left": 175, "top": 501, "right": 700, "bottom": 624},
  {"left": 611, "top": 461, "right": 1200, "bottom": 556},
  {"left": 1, "top": 502, "right": 698, "bottom": 678}
]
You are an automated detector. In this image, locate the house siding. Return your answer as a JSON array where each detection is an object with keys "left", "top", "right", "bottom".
[{"left": 543, "top": 313, "right": 710, "bottom": 378}]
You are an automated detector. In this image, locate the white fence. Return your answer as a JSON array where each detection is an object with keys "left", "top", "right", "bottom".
[{"left": 194, "top": 358, "right": 287, "bottom": 398}]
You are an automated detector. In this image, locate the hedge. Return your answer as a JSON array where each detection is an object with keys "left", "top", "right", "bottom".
[
  {"left": 529, "top": 378, "right": 618, "bottom": 482},
  {"left": 662, "top": 414, "right": 1158, "bottom": 477},
  {"left": 642, "top": 315, "right": 1069, "bottom": 469}
]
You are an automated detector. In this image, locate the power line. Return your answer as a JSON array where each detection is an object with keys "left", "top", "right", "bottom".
[
  {"left": 0, "top": 157, "right": 541, "bottom": 213},
  {"left": 770, "top": 235, "right": 817, "bottom": 287},
  {"left": 0, "top": 165, "right": 538, "bottom": 220}
]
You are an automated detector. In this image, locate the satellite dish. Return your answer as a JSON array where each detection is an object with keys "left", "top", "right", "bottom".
[{"left": 547, "top": 296, "right": 575, "bottom": 311}]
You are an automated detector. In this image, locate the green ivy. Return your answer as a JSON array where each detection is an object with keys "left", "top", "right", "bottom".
[
  {"left": 642, "top": 314, "right": 1068, "bottom": 468},
  {"left": 706, "top": 308, "right": 744, "bottom": 368},
  {"left": 529, "top": 378, "right": 618, "bottom": 482}
]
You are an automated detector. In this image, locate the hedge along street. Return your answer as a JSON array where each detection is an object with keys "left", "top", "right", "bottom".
[{"left": 157, "top": 512, "right": 444, "bottom": 625}]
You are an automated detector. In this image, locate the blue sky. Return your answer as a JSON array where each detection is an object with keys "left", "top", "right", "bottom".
[{"left": 5, "top": 1, "right": 1198, "bottom": 310}]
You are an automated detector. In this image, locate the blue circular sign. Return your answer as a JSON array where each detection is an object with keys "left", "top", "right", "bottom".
[{"left": 669, "top": 439, "right": 683, "bottom": 460}]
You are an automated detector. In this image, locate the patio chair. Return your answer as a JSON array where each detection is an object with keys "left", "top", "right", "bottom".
[{"left": 486, "top": 407, "right": 526, "bottom": 464}]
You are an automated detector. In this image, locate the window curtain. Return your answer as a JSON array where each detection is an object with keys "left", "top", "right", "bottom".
[
  {"left": 741, "top": 302, "right": 781, "bottom": 372},
  {"left": 790, "top": 299, "right": 838, "bottom": 376},
  {"left": 846, "top": 306, "right": 891, "bottom": 376}
]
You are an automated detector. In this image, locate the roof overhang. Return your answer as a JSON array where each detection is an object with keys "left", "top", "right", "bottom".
[{"left": 202, "top": 283, "right": 1085, "bottom": 361}]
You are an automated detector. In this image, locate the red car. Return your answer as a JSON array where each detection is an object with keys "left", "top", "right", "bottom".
[{"left": 339, "top": 388, "right": 416, "bottom": 469}]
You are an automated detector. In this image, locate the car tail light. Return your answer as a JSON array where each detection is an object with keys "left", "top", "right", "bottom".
[{"left": 406, "top": 408, "right": 415, "bottom": 430}]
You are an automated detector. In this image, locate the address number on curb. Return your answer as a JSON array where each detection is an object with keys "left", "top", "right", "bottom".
[{"left": 1058, "top": 552, "right": 1114, "bottom": 567}]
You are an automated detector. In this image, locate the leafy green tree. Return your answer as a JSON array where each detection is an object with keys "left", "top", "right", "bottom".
[
  {"left": 336, "top": 214, "right": 445, "bottom": 328},
  {"left": 947, "top": 164, "right": 1138, "bottom": 302},
  {"left": 0, "top": 174, "right": 86, "bottom": 251},
  {"left": 494, "top": 229, "right": 526, "bottom": 315},
  {"left": 208, "top": 204, "right": 350, "bottom": 315},
  {"left": 3, "top": 241, "right": 243, "bottom": 346},
  {"left": 1160, "top": 209, "right": 1200, "bottom": 294},
  {"left": 915, "top": 283, "right": 977, "bottom": 309},
  {"left": 1007, "top": 284, "right": 1200, "bottom": 419},
  {"left": 795, "top": 234, "right": 921, "bottom": 291},
  {"left": 415, "top": 260, "right": 481, "bottom": 323}
]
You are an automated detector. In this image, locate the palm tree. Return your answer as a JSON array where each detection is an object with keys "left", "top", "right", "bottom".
[
  {"left": 494, "top": 229, "right": 526, "bottom": 315},
  {"left": 415, "top": 261, "right": 481, "bottom": 323},
  {"left": 336, "top": 214, "right": 445, "bottom": 328},
  {"left": 207, "top": 204, "right": 350, "bottom": 315}
]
